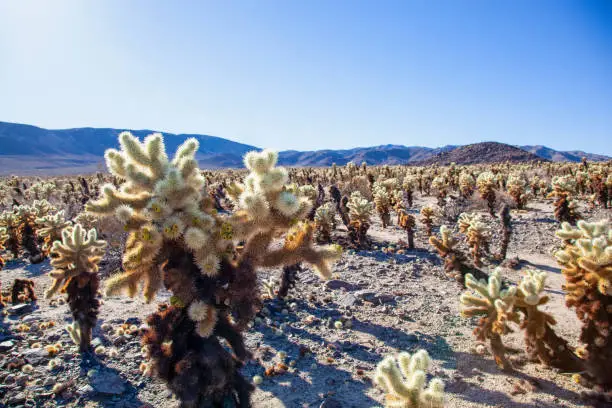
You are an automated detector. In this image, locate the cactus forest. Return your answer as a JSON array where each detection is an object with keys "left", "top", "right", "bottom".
[{"left": 1, "top": 133, "right": 611, "bottom": 408}]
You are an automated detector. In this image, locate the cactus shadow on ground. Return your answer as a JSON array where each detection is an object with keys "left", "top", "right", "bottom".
[
  {"left": 2, "top": 258, "right": 52, "bottom": 278},
  {"left": 248, "top": 320, "right": 380, "bottom": 407},
  {"left": 450, "top": 351, "right": 588, "bottom": 407}
]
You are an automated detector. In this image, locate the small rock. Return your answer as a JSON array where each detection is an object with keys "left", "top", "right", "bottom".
[
  {"left": 77, "top": 384, "right": 95, "bottom": 396},
  {"left": 8, "top": 304, "right": 33, "bottom": 315},
  {"left": 89, "top": 370, "right": 126, "bottom": 395},
  {"left": 0, "top": 340, "right": 15, "bottom": 352},
  {"left": 8, "top": 392, "right": 26, "bottom": 405},
  {"left": 22, "top": 348, "right": 48, "bottom": 365},
  {"left": 325, "top": 280, "right": 359, "bottom": 291},
  {"left": 338, "top": 294, "right": 360, "bottom": 308}
]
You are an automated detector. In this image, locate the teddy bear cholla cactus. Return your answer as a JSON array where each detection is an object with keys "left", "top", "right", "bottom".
[
  {"left": 346, "top": 191, "right": 373, "bottom": 248},
  {"left": 548, "top": 176, "right": 580, "bottom": 224},
  {"left": 13, "top": 202, "right": 51, "bottom": 264},
  {"left": 398, "top": 210, "right": 416, "bottom": 249},
  {"left": 457, "top": 213, "right": 490, "bottom": 268},
  {"left": 429, "top": 226, "right": 486, "bottom": 285},
  {"left": 45, "top": 224, "right": 106, "bottom": 351},
  {"left": 86, "top": 132, "right": 340, "bottom": 407},
  {"left": 420, "top": 207, "right": 435, "bottom": 237},
  {"left": 374, "top": 349, "right": 445, "bottom": 408},
  {"left": 431, "top": 176, "right": 447, "bottom": 207},
  {"left": 37, "top": 210, "right": 71, "bottom": 254},
  {"left": 373, "top": 182, "right": 393, "bottom": 228},
  {"left": 506, "top": 174, "right": 528, "bottom": 209},
  {"left": 459, "top": 172, "right": 475, "bottom": 199},
  {"left": 460, "top": 269, "right": 516, "bottom": 370},
  {"left": 402, "top": 175, "right": 417, "bottom": 208},
  {"left": 314, "top": 202, "right": 336, "bottom": 243},
  {"left": 513, "top": 270, "right": 583, "bottom": 371},
  {"left": 477, "top": 171, "right": 497, "bottom": 216},
  {"left": 555, "top": 220, "right": 612, "bottom": 389}
]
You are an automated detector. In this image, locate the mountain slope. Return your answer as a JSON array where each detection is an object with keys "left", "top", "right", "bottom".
[
  {"left": 414, "top": 142, "right": 543, "bottom": 165},
  {"left": 277, "top": 145, "right": 457, "bottom": 167},
  {"left": 519, "top": 145, "right": 610, "bottom": 163},
  {"left": 0, "top": 121, "right": 258, "bottom": 175},
  {"left": 0, "top": 121, "right": 608, "bottom": 175}
]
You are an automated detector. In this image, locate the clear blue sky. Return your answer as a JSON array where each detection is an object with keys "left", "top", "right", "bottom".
[{"left": 1, "top": 1, "right": 611, "bottom": 154}]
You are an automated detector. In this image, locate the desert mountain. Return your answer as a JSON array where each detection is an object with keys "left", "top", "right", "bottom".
[{"left": 0, "top": 121, "right": 608, "bottom": 175}]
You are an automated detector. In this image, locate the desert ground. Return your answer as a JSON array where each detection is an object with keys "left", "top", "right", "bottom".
[{"left": 1, "top": 190, "right": 609, "bottom": 408}]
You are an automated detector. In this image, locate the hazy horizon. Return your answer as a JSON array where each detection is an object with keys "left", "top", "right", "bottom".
[{"left": 1, "top": 1, "right": 611, "bottom": 155}]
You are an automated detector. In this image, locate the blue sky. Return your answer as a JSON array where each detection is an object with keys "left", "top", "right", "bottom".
[{"left": 1, "top": 1, "right": 611, "bottom": 154}]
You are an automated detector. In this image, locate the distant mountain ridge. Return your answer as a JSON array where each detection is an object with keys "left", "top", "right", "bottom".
[{"left": 0, "top": 121, "right": 608, "bottom": 175}]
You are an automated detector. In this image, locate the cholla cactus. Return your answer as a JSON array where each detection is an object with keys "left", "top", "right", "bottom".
[
  {"left": 85, "top": 133, "right": 340, "bottom": 406},
  {"left": 459, "top": 172, "right": 476, "bottom": 199},
  {"left": 398, "top": 210, "right": 416, "bottom": 249},
  {"left": 589, "top": 171, "right": 609, "bottom": 209},
  {"left": 10, "top": 278, "right": 36, "bottom": 304},
  {"left": 429, "top": 226, "right": 475, "bottom": 284},
  {"left": 0, "top": 228, "right": 7, "bottom": 271},
  {"left": 554, "top": 220, "right": 612, "bottom": 388},
  {"left": 0, "top": 212, "right": 20, "bottom": 259},
  {"left": 431, "top": 176, "right": 447, "bottom": 207},
  {"left": 314, "top": 202, "right": 336, "bottom": 243},
  {"left": 13, "top": 203, "right": 48, "bottom": 264},
  {"left": 346, "top": 191, "right": 373, "bottom": 248},
  {"left": 74, "top": 211, "right": 99, "bottom": 231},
  {"left": 460, "top": 269, "right": 517, "bottom": 369},
  {"left": 513, "top": 270, "right": 583, "bottom": 371},
  {"left": 27, "top": 181, "right": 56, "bottom": 201},
  {"left": 506, "top": 174, "right": 528, "bottom": 209},
  {"left": 420, "top": 207, "right": 435, "bottom": 237},
  {"left": 497, "top": 205, "right": 512, "bottom": 261},
  {"left": 548, "top": 176, "right": 580, "bottom": 224},
  {"left": 402, "top": 175, "right": 417, "bottom": 208},
  {"left": 37, "top": 211, "right": 71, "bottom": 254},
  {"left": 45, "top": 224, "right": 106, "bottom": 351},
  {"left": 374, "top": 349, "right": 445, "bottom": 408},
  {"left": 529, "top": 175, "right": 542, "bottom": 196},
  {"left": 373, "top": 182, "right": 393, "bottom": 228},
  {"left": 459, "top": 214, "right": 490, "bottom": 268},
  {"left": 477, "top": 171, "right": 497, "bottom": 216}
]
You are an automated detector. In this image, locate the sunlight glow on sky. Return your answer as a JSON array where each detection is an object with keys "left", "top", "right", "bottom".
[{"left": 0, "top": 0, "right": 611, "bottom": 154}]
